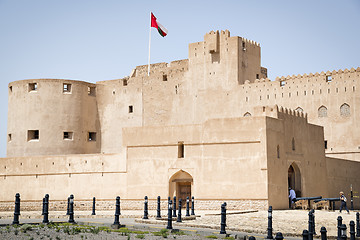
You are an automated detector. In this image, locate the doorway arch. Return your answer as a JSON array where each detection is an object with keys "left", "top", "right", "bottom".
[
  {"left": 288, "top": 163, "right": 301, "bottom": 198},
  {"left": 169, "top": 170, "right": 193, "bottom": 204}
]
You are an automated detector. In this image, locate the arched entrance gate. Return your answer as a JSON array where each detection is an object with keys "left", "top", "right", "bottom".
[
  {"left": 169, "top": 170, "right": 193, "bottom": 206},
  {"left": 288, "top": 163, "right": 302, "bottom": 200}
]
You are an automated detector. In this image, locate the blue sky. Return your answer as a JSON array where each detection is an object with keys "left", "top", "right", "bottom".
[{"left": 0, "top": 0, "right": 359, "bottom": 157}]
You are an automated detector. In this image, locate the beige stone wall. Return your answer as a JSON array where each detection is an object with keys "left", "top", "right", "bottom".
[
  {"left": 0, "top": 153, "right": 126, "bottom": 201},
  {"left": 7, "top": 79, "right": 100, "bottom": 157},
  {"left": 326, "top": 157, "right": 360, "bottom": 209},
  {"left": 266, "top": 107, "right": 328, "bottom": 209},
  {"left": 123, "top": 116, "right": 269, "bottom": 202}
]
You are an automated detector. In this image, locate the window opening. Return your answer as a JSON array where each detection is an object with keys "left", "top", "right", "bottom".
[
  {"left": 63, "top": 83, "right": 71, "bottom": 93},
  {"left": 28, "top": 130, "right": 39, "bottom": 141},
  {"left": 277, "top": 145, "right": 280, "bottom": 158},
  {"left": 326, "top": 76, "right": 332, "bottom": 82},
  {"left": 318, "top": 106, "right": 328, "bottom": 118},
  {"left": 88, "top": 132, "right": 96, "bottom": 141},
  {"left": 178, "top": 142, "right": 184, "bottom": 158},
  {"left": 163, "top": 74, "right": 168, "bottom": 81},
  {"left": 88, "top": 86, "right": 96, "bottom": 96},
  {"left": 129, "top": 105, "right": 133, "bottom": 113},
  {"left": 63, "top": 132, "right": 73, "bottom": 140},
  {"left": 9, "top": 86, "right": 12, "bottom": 93},
  {"left": 340, "top": 103, "right": 350, "bottom": 117},
  {"left": 280, "top": 81, "right": 285, "bottom": 87},
  {"left": 123, "top": 79, "right": 128, "bottom": 86},
  {"left": 324, "top": 140, "right": 328, "bottom": 149},
  {"left": 292, "top": 138, "right": 295, "bottom": 151},
  {"left": 8, "top": 134, "right": 11, "bottom": 142},
  {"left": 29, "top": 83, "right": 37, "bottom": 92}
]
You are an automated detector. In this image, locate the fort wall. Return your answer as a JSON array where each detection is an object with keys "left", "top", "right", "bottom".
[{"left": 7, "top": 79, "right": 100, "bottom": 157}]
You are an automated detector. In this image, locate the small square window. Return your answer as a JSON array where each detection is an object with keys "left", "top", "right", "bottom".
[
  {"left": 63, "top": 132, "right": 73, "bottom": 140},
  {"left": 280, "top": 81, "right": 285, "bottom": 87},
  {"left": 28, "top": 130, "right": 39, "bottom": 141},
  {"left": 88, "top": 132, "right": 96, "bottom": 141},
  {"left": 29, "top": 83, "right": 37, "bottom": 92},
  {"left": 326, "top": 76, "right": 332, "bottom": 82},
  {"left": 123, "top": 79, "right": 128, "bottom": 86},
  {"left": 88, "top": 86, "right": 96, "bottom": 96},
  {"left": 163, "top": 74, "right": 168, "bottom": 81},
  {"left": 129, "top": 105, "right": 133, "bottom": 113},
  {"left": 63, "top": 83, "right": 71, "bottom": 93},
  {"left": 8, "top": 134, "right": 12, "bottom": 142}
]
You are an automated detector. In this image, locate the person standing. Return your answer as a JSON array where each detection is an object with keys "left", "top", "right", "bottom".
[
  {"left": 339, "top": 191, "right": 350, "bottom": 213},
  {"left": 289, "top": 187, "right": 296, "bottom": 208}
]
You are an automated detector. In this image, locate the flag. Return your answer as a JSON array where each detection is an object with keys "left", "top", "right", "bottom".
[{"left": 151, "top": 12, "right": 168, "bottom": 37}]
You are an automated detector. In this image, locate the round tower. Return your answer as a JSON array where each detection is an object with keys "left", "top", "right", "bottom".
[{"left": 7, "top": 79, "right": 100, "bottom": 157}]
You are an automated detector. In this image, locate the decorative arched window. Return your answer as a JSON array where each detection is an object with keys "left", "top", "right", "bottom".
[
  {"left": 295, "top": 107, "right": 303, "bottom": 112},
  {"left": 340, "top": 103, "right": 350, "bottom": 117},
  {"left": 318, "top": 106, "right": 327, "bottom": 118},
  {"left": 277, "top": 145, "right": 280, "bottom": 158},
  {"left": 292, "top": 138, "right": 295, "bottom": 151},
  {"left": 243, "top": 112, "right": 251, "bottom": 117}
]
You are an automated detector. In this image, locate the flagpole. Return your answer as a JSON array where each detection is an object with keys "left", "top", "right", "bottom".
[{"left": 148, "top": 12, "right": 152, "bottom": 76}]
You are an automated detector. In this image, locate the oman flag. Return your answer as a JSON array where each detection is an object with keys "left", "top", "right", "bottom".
[{"left": 151, "top": 12, "right": 168, "bottom": 37}]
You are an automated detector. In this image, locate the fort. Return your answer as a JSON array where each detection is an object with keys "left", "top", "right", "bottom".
[{"left": 1, "top": 30, "right": 360, "bottom": 210}]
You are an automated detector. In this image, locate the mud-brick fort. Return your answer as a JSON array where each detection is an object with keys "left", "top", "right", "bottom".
[{"left": 1, "top": 30, "right": 360, "bottom": 210}]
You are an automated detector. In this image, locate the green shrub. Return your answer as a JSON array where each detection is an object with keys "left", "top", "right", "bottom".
[
  {"left": 205, "top": 235, "right": 218, "bottom": 239},
  {"left": 20, "top": 224, "right": 33, "bottom": 233},
  {"left": 136, "top": 234, "right": 145, "bottom": 239}
]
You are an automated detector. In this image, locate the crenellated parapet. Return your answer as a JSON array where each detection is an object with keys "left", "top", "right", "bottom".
[
  {"left": 275, "top": 67, "right": 360, "bottom": 85},
  {"left": 130, "top": 59, "right": 189, "bottom": 78}
]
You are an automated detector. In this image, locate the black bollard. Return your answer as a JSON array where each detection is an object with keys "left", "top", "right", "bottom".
[
  {"left": 143, "top": 196, "right": 149, "bottom": 219},
  {"left": 113, "top": 196, "right": 121, "bottom": 226},
  {"left": 43, "top": 194, "right": 49, "bottom": 224},
  {"left": 92, "top": 197, "right": 96, "bottom": 215},
  {"left": 266, "top": 206, "right": 273, "bottom": 239},
  {"left": 12, "top": 193, "right": 20, "bottom": 225},
  {"left": 220, "top": 202, "right": 227, "bottom": 234},
  {"left": 356, "top": 212, "right": 360, "bottom": 237},
  {"left": 177, "top": 198, "right": 182, "bottom": 222},
  {"left": 320, "top": 226, "right": 327, "bottom": 240},
  {"left": 338, "top": 216, "right": 343, "bottom": 240},
  {"left": 68, "top": 194, "right": 75, "bottom": 223},
  {"left": 302, "top": 230, "right": 309, "bottom": 240},
  {"left": 42, "top": 197, "right": 45, "bottom": 215},
  {"left": 311, "top": 209, "right": 316, "bottom": 235},
  {"left": 350, "top": 220, "right": 355, "bottom": 240},
  {"left": 166, "top": 200, "right": 173, "bottom": 229},
  {"left": 191, "top": 196, "right": 195, "bottom": 215},
  {"left": 173, "top": 196, "right": 177, "bottom": 217},
  {"left": 308, "top": 210, "right": 314, "bottom": 240},
  {"left": 157, "top": 196, "right": 161, "bottom": 218},
  {"left": 340, "top": 224, "right": 347, "bottom": 240},
  {"left": 275, "top": 232, "right": 284, "bottom": 240},
  {"left": 186, "top": 196, "right": 190, "bottom": 217},
  {"left": 66, "top": 196, "right": 70, "bottom": 215}
]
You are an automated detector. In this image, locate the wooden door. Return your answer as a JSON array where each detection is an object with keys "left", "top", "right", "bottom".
[{"left": 177, "top": 182, "right": 191, "bottom": 207}]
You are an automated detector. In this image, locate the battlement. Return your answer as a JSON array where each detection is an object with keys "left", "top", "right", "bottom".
[
  {"left": 130, "top": 59, "right": 189, "bottom": 78},
  {"left": 277, "top": 105, "right": 307, "bottom": 119},
  {"left": 275, "top": 67, "right": 360, "bottom": 83}
]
